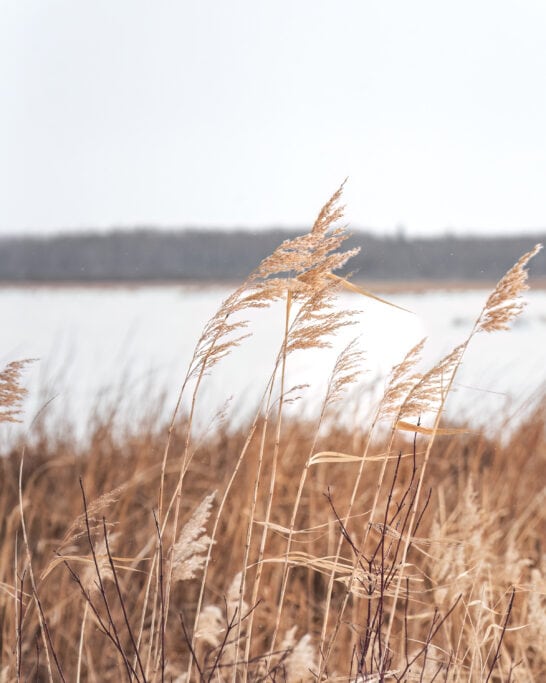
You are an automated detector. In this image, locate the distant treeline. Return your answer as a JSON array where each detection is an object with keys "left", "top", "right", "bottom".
[{"left": 0, "top": 229, "right": 544, "bottom": 282}]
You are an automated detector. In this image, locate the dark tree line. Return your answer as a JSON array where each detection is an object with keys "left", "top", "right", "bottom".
[{"left": 0, "top": 228, "right": 544, "bottom": 282}]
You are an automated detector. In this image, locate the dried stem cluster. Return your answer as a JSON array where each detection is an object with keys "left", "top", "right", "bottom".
[{"left": 1, "top": 187, "right": 544, "bottom": 682}]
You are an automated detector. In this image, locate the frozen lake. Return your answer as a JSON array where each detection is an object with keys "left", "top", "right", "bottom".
[{"left": 2, "top": 283, "right": 545, "bottom": 445}]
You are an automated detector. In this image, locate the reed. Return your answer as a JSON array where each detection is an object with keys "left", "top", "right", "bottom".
[{"left": 0, "top": 188, "right": 544, "bottom": 682}]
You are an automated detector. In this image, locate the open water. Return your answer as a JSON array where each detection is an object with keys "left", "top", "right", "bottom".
[{"left": 2, "top": 284, "right": 546, "bottom": 445}]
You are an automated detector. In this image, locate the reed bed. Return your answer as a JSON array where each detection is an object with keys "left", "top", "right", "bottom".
[{"left": 1, "top": 187, "right": 545, "bottom": 682}]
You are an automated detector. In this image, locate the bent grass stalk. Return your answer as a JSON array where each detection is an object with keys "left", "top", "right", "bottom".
[
  {"left": 381, "top": 244, "right": 542, "bottom": 671},
  {"left": 317, "top": 246, "right": 541, "bottom": 676},
  {"left": 316, "top": 339, "right": 426, "bottom": 673}
]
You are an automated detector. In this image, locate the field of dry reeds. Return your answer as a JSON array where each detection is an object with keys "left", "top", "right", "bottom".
[{"left": 1, "top": 187, "right": 545, "bottom": 682}]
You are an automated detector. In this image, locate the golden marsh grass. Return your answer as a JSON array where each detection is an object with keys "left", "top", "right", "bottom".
[{"left": 1, "top": 187, "right": 545, "bottom": 681}]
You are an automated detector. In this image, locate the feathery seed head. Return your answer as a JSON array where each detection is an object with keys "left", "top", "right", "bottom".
[
  {"left": 188, "top": 184, "right": 358, "bottom": 377},
  {"left": 324, "top": 338, "right": 364, "bottom": 407},
  {"left": 477, "top": 243, "right": 542, "bottom": 333},
  {"left": 194, "top": 605, "right": 224, "bottom": 647},
  {"left": 398, "top": 343, "right": 465, "bottom": 420},
  {"left": 0, "top": 359, "right": 34, "bottom": 423},
  {"left": 280, "top": 628, "right": 317, "bottom": 682},
  {"left": 171, "top": 491, "right": 216, "bottom": 582},
  {"left": 380, "top": 338, "right": 426, "bottom": 419}
]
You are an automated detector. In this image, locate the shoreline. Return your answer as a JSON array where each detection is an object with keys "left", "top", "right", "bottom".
[{"left": 1, "top": 277, "right": 546, "bottom": 292}]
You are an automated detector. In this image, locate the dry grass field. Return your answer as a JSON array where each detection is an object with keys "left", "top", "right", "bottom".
[{"left": 1, "top": 187, "right": 545, "bottom": 681}]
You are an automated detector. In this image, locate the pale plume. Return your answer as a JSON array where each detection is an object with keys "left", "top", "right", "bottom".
[
  {"left": 193, "top": 572, "right": 249, "bottom": 673},
  {"left": 171, "top": 491, "right": 216, "bottom": 582},
  {"left": 60, "top": 484, "right": 127, "bottom": 548},
  {"left": 194, "top": 605, "right": 224, "bottom": 648},
  {"left": 323, "top": 338, "right": 364, "bottom": 407},
  {"left": 252, "top": 183, "right": 352, "bottom": 288},
  {"left": 226, "top": 571, "right": 249, "bottom": 623},
  {"left": 187, "top": 184, "right": 359, "bottom": 379},
  {"left": 398, "top": 343, "right": 465, "bottom": 421},
  {"left": 282, "top": 630, "right": 317, "bottom": 682},
  {"left": 0, "top": 359, "right": 34, "bottom": 423},
  {"left": 254, "top": 184, "right": 361, "bottom": 354},
  {"left": 380, "top": 338, "right": 426, "bottom": 419},
  {"left": 477, "top": 243, "right": 542, "bottom": 333}
]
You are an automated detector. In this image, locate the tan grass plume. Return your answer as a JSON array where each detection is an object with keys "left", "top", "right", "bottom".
[
  {"left": 477, "top": 243, "right": 542, "bottom": 333},
  {"left": 0, "top": 359, "right": 34, "bottom": 423}
]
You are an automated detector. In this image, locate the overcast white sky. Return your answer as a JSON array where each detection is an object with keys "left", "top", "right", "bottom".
[{"left": 1, "top": 1, "right": 545, "bottom": 237}]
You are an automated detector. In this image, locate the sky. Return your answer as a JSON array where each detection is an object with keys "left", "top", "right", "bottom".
[{"left": 1, "top": 1, "right": 545, "bottom": 237}]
